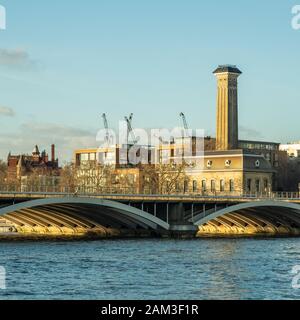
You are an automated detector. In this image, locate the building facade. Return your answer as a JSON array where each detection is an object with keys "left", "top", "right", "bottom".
[{"left": 7, "top": 144, "right": 60, "bottom": 190}]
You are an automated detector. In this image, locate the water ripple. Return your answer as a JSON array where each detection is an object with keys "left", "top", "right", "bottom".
[{"left": 0, "top": 238, "right": 299, "bottom": 300}]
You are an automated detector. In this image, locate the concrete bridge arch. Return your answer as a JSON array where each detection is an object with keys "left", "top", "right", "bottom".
[
  {"left": 0, "top": 197, "right": 170, "bottom": 235},
  {"left": 194, "top": 200, "right": 300, "bottom": 235}
]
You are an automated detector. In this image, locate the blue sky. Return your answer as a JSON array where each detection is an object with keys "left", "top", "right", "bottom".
[{"left": 0, "top": 0, "right": 299, "bottom": 162}]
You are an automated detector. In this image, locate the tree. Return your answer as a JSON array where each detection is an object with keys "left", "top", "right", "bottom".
[
  {"left": 75, "top": 160, "right": 114, "bottom": 193},
  {"left": 59, "top": 162, "right": 77, "bottom": 193},
  {"left": 0, "top": 160, "right": 7, "bottom": 185},
  {"left": 142, "top": 163, "right": 189, "bottom": 194}
]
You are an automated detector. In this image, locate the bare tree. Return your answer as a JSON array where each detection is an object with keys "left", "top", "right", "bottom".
[
  {"left": 0, "top": 160, "right": 7, "bottom": 186},
  {"left": 59, "top": 162, "right": 77, "bottom": 193},
  {"left": 142, "top": 163, "right": 189, "bottom": 194},
  {"left": 75, "top": 160, "right": 114, "bottom": 193}
]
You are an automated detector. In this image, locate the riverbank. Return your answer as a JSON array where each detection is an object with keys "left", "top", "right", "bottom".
[{"left": 0, "top": 231, "right": 300, "bottom": 241}]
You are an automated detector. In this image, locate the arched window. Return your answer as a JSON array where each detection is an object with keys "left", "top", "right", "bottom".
[
  {"left": 211, "top": 180, "right": 216, "bottom": 192},
  {"left": 255, "top": 179, "right": 261, "bottom": 193},
  {"left": 184, "top": 180, "right": 189, "bottom": 193},
  {"left": 202, "top": 180, "right": 207, "bottom": 192},
  {"left": 220, "top": 179, "right": 225, "bottom": 192},
  {"left": 264, "top": 179, "right": 268, "bottom": 192},
  {"left": 193, "top": 180, "right": 198, "bottom": 193}
]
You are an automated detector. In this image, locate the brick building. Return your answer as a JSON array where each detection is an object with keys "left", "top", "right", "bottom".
[{"left": 7, "top": 144, "right": 60, "bottom": 189}]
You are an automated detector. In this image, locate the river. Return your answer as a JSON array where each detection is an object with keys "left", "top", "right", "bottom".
[{"left": 0, "top": 238, "right": 299, "bottom": 300}]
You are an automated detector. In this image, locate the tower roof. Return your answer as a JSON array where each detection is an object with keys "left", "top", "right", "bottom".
[
  {"left": 32, "top": 145, "right": 40, "bottom": 155},
  {"left": 213, "top": 65, "right": 242, "bottom": 75}
]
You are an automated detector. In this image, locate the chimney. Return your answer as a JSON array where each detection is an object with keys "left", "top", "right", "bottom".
[
  {"left": 51, "top": 144, "right": 55, "bottom": 163},
  {"left": 213, "top": 65, "right": 242, "bottom": 150}
]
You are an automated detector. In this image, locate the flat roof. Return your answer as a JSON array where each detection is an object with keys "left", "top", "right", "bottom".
[{"left": 239, "top": 140, "right": 280, "bottom": 146}]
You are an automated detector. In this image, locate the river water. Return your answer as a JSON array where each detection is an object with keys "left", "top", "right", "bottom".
[{"left": 0, "top": 238, "right": 299, "bottom": 300}]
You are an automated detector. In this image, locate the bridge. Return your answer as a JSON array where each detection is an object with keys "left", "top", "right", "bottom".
[{"left": 0, "top": 192, "right": 300, "bottom": 237}]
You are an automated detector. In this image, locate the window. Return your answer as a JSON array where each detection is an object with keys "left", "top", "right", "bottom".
[
  {"left": 89, "top": 153, "right": 96, "bottom": 161},
  {"left": 255, "top": 179, "right": 261, "bottom": 193},
  {"left": 202, "top": 180, "right": 207, "bottom": 192},
  {"left": 184, "top": 180, "right": 189, "bottom": 193},
  {"left": 264, "top": 179, "right": 268, "bottom": 192},
  {"left": 220, "top": 179, "right": 225, "bottom": 192},
  {"left": 193, "top": 180, "right": 198, "bottom": 193},
  {"left": 230, "top": 179, "right": 234, "bottom": 192},
  {"left": 246, "top": 179, "right": 251, "bottom": 192},
  {"left": 211, "top": 180, "right": 216, "bottom": 192},
  {"left": 80, "top": 153, "right": 89, "bottom": 161}
]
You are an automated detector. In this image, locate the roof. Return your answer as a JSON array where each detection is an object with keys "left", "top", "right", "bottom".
[
  {"left": 32, "top": 145, "right": 40, "bottom": 155},
  {"left": 213, "top": 65, "right": 242, "bottom": 75}
]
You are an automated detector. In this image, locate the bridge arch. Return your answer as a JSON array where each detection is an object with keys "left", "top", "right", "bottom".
[
  {"left": 0, "top": 197, "right": 170, "bottom": 234},
  {"left": 194, "top": 201, "right": 300, "bottom": 235}
]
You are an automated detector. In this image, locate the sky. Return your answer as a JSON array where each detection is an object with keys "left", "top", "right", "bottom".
[{"left": 0, "top": 0, "right": 299, "bottom": 162}]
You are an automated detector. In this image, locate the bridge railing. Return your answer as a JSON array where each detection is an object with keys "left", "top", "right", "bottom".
[{"left": 0, "top": 185, "right": 299, "bottom": 200}]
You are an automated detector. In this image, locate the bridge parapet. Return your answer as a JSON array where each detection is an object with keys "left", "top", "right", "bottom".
[{"left": 0, "top": 191, "right": 300, "bottom": 204}]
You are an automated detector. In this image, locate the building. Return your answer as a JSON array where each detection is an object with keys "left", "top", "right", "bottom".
[
  {"left": 278, "top": 142, "right": 300, "bottom": 191},
  {"left": 280, "top": 142, "right": 300, "bottom": 158},
  {"left": 179, "top": 65, "right": 274, "bottom": 195},
  {"left": 214, "top": 65, "right": 241, "bottom": 150},
  {"left": 74, "top": 146, "right": 150, "bottom": 194},
  {"left": 73, "top": 65, "right": 293, "bottom": 195},
  {"left": 7, "top": 144, "right": 60, "bottom": 190}
]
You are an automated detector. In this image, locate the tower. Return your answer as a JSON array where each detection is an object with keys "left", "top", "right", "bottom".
[{"left": 213, "top": 65, "right": 242, "bottom": 150}]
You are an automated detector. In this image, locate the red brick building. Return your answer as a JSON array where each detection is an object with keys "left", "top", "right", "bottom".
[{"left": 7, "top": 144, "right": 60, "bottom": 183}]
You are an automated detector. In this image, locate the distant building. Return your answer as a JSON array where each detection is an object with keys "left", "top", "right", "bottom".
[
  {"left": 74, "top": 147, "right": 149, "bottom": 194},
  {"left": 280, "top": 142, "right": 300, "bottom": 158},
  {"left": 7, "top": 144, "right": 60, "bottom": 190}
]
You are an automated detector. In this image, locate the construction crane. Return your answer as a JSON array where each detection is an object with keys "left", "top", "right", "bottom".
[
  {"left": 124, "top": 115, "right": 139, "bottom": 145},
  {"left": 101, "top": 113, "right": 111, "bottom": 146},
  {"left": 180, "top": 112, "right": 190, "bottom": 137},
  {"left": 128, "top": 113, "right": 134, "bottom": 125}
]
